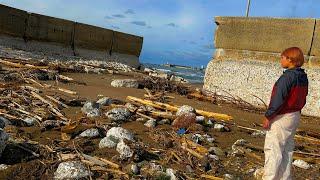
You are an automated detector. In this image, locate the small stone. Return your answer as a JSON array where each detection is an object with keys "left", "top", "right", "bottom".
[
  {"left": 125, "top": 103, "right": 137, "bottom": 111},
  {"left": 203, "top": 134, "right": 215, "bottom": 143},
  {"left": 293, "top": 159, "right": 310, "bottom": 169},
  {"left": 166, "top": 168, "right": 177, "bottom": 180},
  {"left": 0, "top": 116, "right": 11, "bottom": 129},
  {"left": 213, "top": 123, "right": 225, "bottom": 132},
  {"left": 86, "top": 108, "right": 101, "bottom": 118},
  {"left": 206, "top": 119, "right": 214, "bottom": 126},
  {"left": 106, "top": 108, "right": 131, "bottom": 122},
  {"left": 176, "top": 105, "right": 195, "bottom": 116},
  {"left": 131, "top": 164, "right": 140, "bottom": 175},
  {"left": 79, "top": 128, "right": 100, "bottom": 138},
  {"left": 224, "top": 174, "right": 234, "bottom": 180},
  {"left": 208, "top": 154, "right": 219, "bottom": 161},
  {"left": 252, "top": 130, "right": 266, "bottom": 137},
  {"left": 208, "top": 147, "right": 225, "bottom": 156},
  {"left": 116, "top": 140, "right": 133, "bottom": 159},
  {"left": 233, "top": 139, "right": 247, "bottom": 146},
  {"left": 111, "top": 79, "right": 139, "bottom": 88},
  {"left": 158, "top": 119, "right": 171, "bottom": 125},
  {"left": 96, "top": 97, "right": 112, "bottom": 106},
  {"left": 54, "top": 161, "right": 92, "bottom": 179},
  {"left": 81, "top": 101, "right": 100, "bottom": 114},
  {"left": 81, "top": 101, "right": 101, "bottom": 117},
  {"left": 99, "top": 136, "right": 118, "bottom": 149},
  {"left": 23, "top": 117, "right": 36, "bottom": 126},
  {"left": 144, "top": 119, "right": 156, "bottom": 128},
  {"left": 195, "top": 116, "right": 205, "bottom": 123}
]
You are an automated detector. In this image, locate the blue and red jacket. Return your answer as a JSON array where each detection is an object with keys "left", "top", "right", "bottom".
[{"left": 265, "top": 67, "right": 308, "bottom": 121}]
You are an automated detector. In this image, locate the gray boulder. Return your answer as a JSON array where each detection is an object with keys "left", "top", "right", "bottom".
[
  {"left": 111, "top": 79, "right": 139, "bottom": 88},
  {"left": 0, "top": 130, "right": 9, "bottom": 157},
  {"left": 0, "top": 116, "right": 11, "bottom": 129},
  {"left": 54, "top": 161, "right": 92, "bottom": 179},
  {"left": 106, "top": 108, "right": 131, "bottom": 122}
]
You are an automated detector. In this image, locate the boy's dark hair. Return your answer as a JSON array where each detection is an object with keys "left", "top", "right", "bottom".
[{"left": 281, "top": 47, "right": 304, "bottom": 67}]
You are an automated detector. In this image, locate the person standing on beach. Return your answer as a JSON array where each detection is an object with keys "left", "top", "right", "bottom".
[{"left": 262, "top": 47, "right": 308, "bottom": 180}]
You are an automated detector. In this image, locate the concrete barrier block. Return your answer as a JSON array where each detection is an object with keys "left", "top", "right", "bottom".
[
  {"left": 112, "top": 31, "right": 143, "bottom": 57},
  {"left": 203, "top": 57, "right": 320, "bottom": 117},
  {"left": 0, "top": 4, "right": 28, "bottom": 38},
  {"left": 310, "top": 19, "right": 320, "bottom": 56},
  {"left": 110, "top": 52, "right": 140, "bottom": 68},
  {"left": 215, "top": 16, "right": 315, "bottom": 55},
  {"left": 74, "top": 23, "right": 113, "bottom": 52},
  {"left": 25, "top": 13, "right": 74, "bottom": 45}
]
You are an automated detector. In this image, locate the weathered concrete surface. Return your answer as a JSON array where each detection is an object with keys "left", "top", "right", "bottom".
[
  {"left": 26, "top": 13, "right": 74, "bottom": 45},
  {"left": 310, "top": 19, "right": 320, "bottom": 56},
  {"left": 74, "top": 22, "right": 113, "bottom": 52},
  {"left": 204, "top": 50, "right": 320, "bottom": 117},
  {"left": 214, "top": 17, "right": 315, "bottom": 54},
  {"left": 112, "top": 31, "right": 143, "bottom": 57},
  {"left": 0, "top": 5, "right": 28, "bottom": 38},
  {"left": 0, "top": 4, "right": 143, "bottom": 67}
]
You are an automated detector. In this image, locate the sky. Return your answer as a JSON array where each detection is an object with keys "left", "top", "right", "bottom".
[{"left": 1, "top": 0, "right": 320, "bottom": 67}]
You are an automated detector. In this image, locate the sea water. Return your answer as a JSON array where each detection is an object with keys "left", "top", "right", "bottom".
[{"left": 143, "top": 63, "right": 205, "bottom": 84}]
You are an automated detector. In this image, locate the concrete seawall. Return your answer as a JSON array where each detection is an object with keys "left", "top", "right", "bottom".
[
  {"left": 204, "top": 16, "right": 320, "bottom": 117},
  {"left": 0, "top": 4, "right": 143, "bottom": 68}
]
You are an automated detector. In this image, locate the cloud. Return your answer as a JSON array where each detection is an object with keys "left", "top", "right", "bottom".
[
  {"left": 112, "top": 14, "right": 126, "bottom": 18},
  {"left": 125, "top": 9, "right": 135, "bottom": 14},
  {"left": 131, "top": 21, "right": 146, "bottom": 26},
  {"left": 111, "top": 25, "right": 120, "bottom": 30},
  {"left": 147, "top": 26, "right": 152, "bottom": 29},
  {"left": 104, "top": 16, "right": 113, "bottom": 19},
  {"left": 166, "top": 23, "right": 178, "bottom": 27}
]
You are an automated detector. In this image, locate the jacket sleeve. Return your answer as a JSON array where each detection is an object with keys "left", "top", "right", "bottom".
[{"left": 265, "top": 74, "right": 292, "bottom": 120}]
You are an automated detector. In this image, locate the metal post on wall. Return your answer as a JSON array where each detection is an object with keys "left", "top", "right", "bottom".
[{"left": 246, "top": 0, "right": 251, "bottom": 17}]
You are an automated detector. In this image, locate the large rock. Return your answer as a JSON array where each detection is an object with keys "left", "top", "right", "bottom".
[
  {"left": 0, "top": 116, "right": 11, "bottom": 129},
  {"left": 111, "top": 79, "right": 139, "bottom": 88},
  {"left": 99, "top": 127, "right": 134, "bottom": 149},
  {"left": 54, "top": 161, "right": 92, "bottom": 179},
  {"left": 106, "top": 127, "right": 134, "bottom": 142},
  {"left": 0, "top": 130, "right": 9, "bottom": 157},
  {"left": 176, "top": 105, "right": 195, "bottom": 116},
  {"left": 106, "top": 108, "right": 131, "bottom": 122}
]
